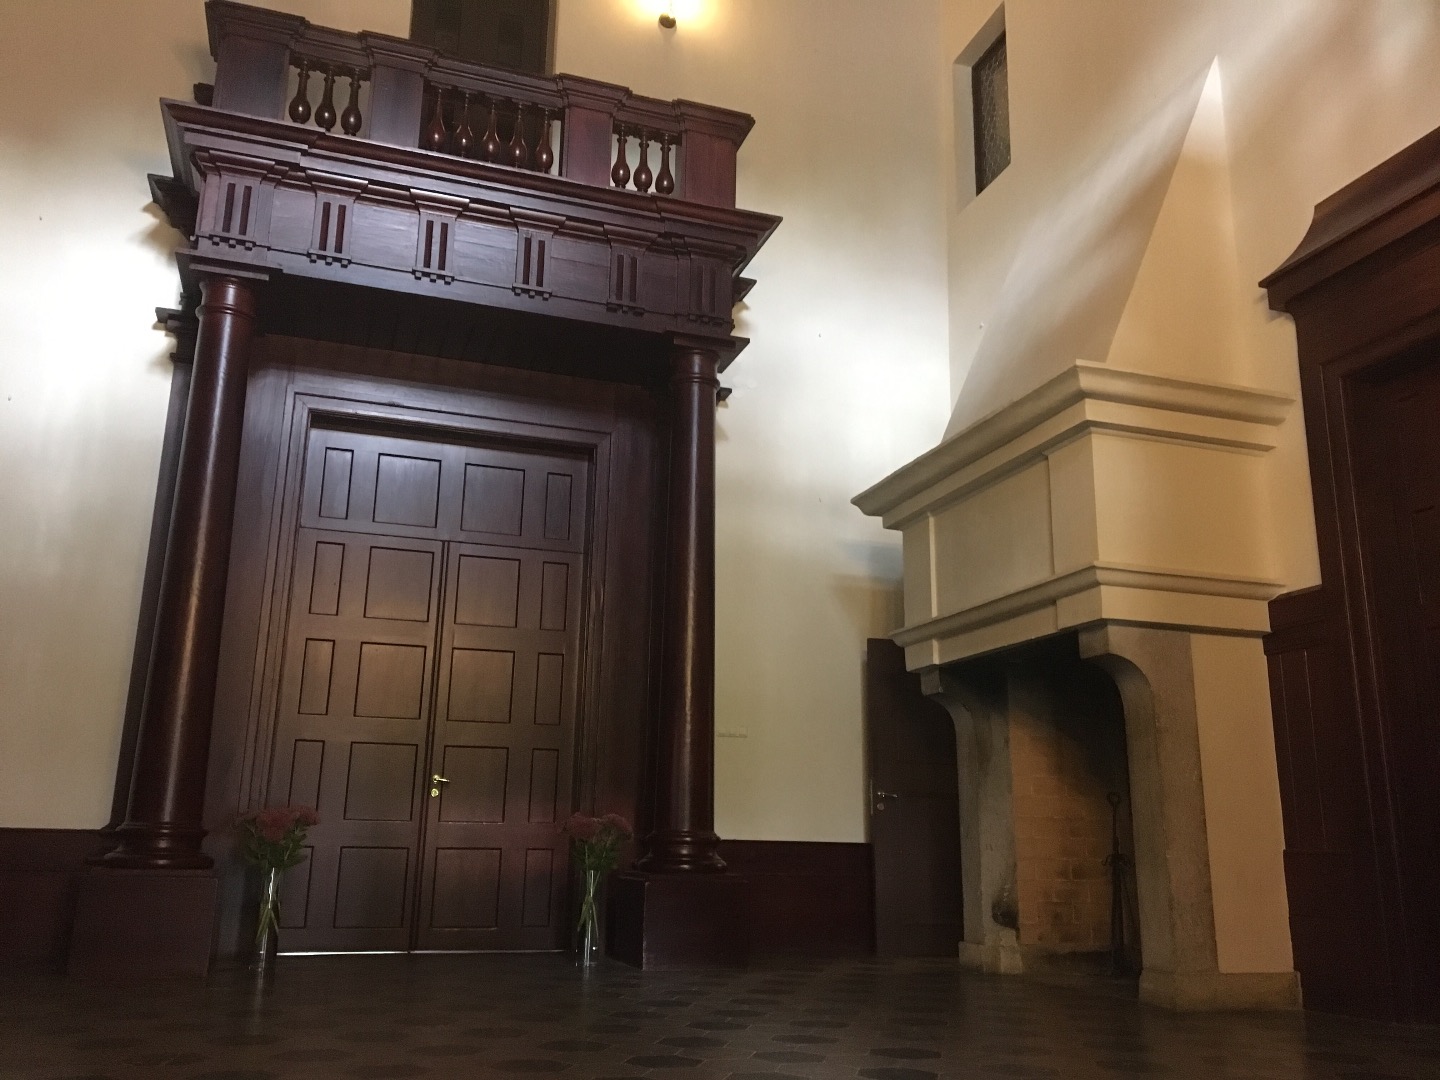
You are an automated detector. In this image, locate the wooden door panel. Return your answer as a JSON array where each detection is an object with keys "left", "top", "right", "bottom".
[
  {"left": 301, "top": 425, "right": 589, "bottom": 554},
  {"left": 416, "top": 539, "right": 586, "bottom": 951},
  {"left": 270, "top": 421, "right": 591, "bottom": 954},
  {"left": 270, "top": 525, "right": 442, "bottom": 952}
]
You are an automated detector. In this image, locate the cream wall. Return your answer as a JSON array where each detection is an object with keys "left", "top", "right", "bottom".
[
  {"left": 0, "top": 0, "right": 952, "bottom": 838},
  {"left": 553, "top": 0, "right": 951, "bottom": 841},
  {"left": 938, "top": 0, "right": 1440, "bottom": 594}
]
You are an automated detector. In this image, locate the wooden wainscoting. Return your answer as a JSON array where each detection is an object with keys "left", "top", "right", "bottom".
[
  {"left": 1, "top": 832, "right": 875, "bottom": 966},
  {"left": 720, "top": 841, "right": 875, "bottom": 958},
  {"left": 0, "top": 830, "right": 107, "bottom": 966},
  {"left": 1261, "top": 121, "right": 1440, "bottom": 1023}
]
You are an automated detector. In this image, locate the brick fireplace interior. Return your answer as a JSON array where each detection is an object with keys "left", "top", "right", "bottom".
[{"left": 1008, "top": 654, "right": 1135, "bottom": 967}]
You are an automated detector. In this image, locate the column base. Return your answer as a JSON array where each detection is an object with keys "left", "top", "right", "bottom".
[
  {"left": 607, "top": 871, "right": 749, "bottom": 969},
  {"left": 1139, "top": 969, "right": 1301, "bottom": 1011},
  {"left": 67, "top": 868, "right": 217, "bottom": 979},
  {"left": 958, "top": 941, "right": 1024, "bottom": 974}
]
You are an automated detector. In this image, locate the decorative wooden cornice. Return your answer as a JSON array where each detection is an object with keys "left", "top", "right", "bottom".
[
  {"left": 1262, "top": 124, "right": 1440, "bottom": 311},
  {"left": 155, "top": 1, "right": 780, "bottom": 373}
]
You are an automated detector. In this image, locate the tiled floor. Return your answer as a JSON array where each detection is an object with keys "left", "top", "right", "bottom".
[{"left": 1, "top": 955, "right": 1437, "bottom": 1080}]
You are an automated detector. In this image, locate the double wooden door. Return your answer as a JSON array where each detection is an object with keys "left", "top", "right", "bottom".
[{"left": 268, "top": 421, "right": 589, "bottom": 952}]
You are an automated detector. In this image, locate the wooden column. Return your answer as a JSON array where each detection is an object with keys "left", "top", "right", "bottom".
[
  {"left": 640, "top": 341, "right": 725, "bottom": 874},
  {"left": 103, "top": 274, "right": 258, "bottom": 869}
]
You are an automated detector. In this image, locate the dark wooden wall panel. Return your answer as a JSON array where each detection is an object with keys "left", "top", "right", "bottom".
[
  {"left": 1262, "top": 122, "right": 1440, "bottom": 1024},
  {"left": 1265, "top": 607, "right": 1394, "bottom": 1018},
  {"left": 1, "top": 831, "right": 871, "bottom": 964},
  {"left": 720, "top": 841, "right": 874, "bottom": 957},
  {"left": 0, "top": 830, "right": 107, "bottom": 967}
]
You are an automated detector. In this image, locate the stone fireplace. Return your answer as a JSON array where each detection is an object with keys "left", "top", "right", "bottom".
[{"left": 855, "top": 361, "right": 1301, "bottom": 1010}]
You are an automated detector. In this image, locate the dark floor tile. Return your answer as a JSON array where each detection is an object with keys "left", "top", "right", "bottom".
[
  {"left": 490, "top": 1061, "right": 571, "bottom": 1074},
  {"left": 413, "top": 1044, "right": 487, "bottom": 1057},
  {"left": 462, "top": 1027, "right": 528, "bottom": 1039},
  {"left": 540, "top": 1040, "right": 609, "bottom": 1053},
  {"left": 271, "top": 1047, "right": 354, "bottom": 1062},
  {"left": 626, "top": 1055, "right": 703, "bottom": 1068}
]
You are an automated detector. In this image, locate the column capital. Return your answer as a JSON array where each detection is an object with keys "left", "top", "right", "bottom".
[
  {"left": 667, "top": 340, "right": 721, "bottom": 385},
  {"left": 666, "top": 333, "right": 735, "bottom": 366},
  {"left": 175, "top": 252, "right": 273, "bottom": 301}
]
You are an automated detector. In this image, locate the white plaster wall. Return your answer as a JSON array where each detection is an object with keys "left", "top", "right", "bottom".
[
  {"left": 0, "top": 1, "right": 207, "bottom": 830},
  {"left": 553, "top": 0, "right": 952, "bottom": 842},
  {"left": 0, "top": 0, "right": 952, "bottom": 837},
  {"left": 938, "top": 0, "right": 1440, "bottom": 597}
]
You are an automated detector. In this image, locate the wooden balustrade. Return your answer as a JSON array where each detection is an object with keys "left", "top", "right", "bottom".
[
  {"left": 287, "top": 60, "right": 368, "bottom": 135},
  {"left": 419, "top": 87, "right": 558, "bottom": 174},
  {"left": 205, "top": 0, "right": 752, "bottom": 208},
  {"left": 612, "top": 126, "right": 679, "bottom": 196}
]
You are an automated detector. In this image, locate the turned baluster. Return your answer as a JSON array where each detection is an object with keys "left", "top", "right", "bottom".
[
  {"left": 656, "top": 134, "right": 675, "bottom": 195},
  {"left": 340, "top": 68, "right": 363, "bottom": 135},
  {"left": 535, "top": 110, "right": 555, "bottom": 174},
  {"left": 453, "top": 91, "right": 476, "bottom": 157},
  {"left": 423, "top": 87, "right": 448, "bottom": 151},
  {"left": 315, "top": 67, "right": 338, "bottom": 131},
  {"left": 612, "top": 128, "right": 632, "bottom": 189},
  {"left": 509, "top": 103, "right": 529, "bottom": 169},
  {"left": 634, "top": 130, "right": 654, "bottom": 193},
  {"left": 288, "top": 60, "right": 313, "bottom": 124},
  {"left": 481, "top": 99, "right": 503, "bottom": 162}
]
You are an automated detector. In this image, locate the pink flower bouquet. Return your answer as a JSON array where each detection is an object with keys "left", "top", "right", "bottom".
[{"left": 560, "top": 813, "right": 632, "bottom": 963}]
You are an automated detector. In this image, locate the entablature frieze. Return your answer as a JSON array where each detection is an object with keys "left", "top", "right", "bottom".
[{"left": 156, "top": 99, "right": 779, "bottom": 363}]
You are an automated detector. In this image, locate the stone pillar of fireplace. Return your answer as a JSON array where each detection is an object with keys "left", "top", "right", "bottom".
[
  {"left": 1080, "top": 623, "right": 1298, "bottom": 1010},
  {"left": 922, "top": 666, "right": 1022, "bottom": 975}
]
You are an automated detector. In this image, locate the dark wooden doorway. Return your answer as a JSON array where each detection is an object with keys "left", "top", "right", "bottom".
[
  {"left": 198, "top": 336, "right": 666, "bottom": 959},
  {"left": 865, "top": 638, "right": 963, "bottom": 956},
  {"left": 269, "top": 420, "right": 590, "bottom": 952},
  {"left": 1349, "top": 346, "right": 1440, "bottom": 1021}
]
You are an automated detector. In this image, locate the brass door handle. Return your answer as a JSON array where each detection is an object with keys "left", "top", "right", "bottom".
[{"left": 430, "top": 774, "right": 449, "bottom": 798}]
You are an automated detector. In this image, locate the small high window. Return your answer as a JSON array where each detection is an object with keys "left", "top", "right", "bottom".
[
  {"left": 410, "top": 0, "right": 555, "bottom": 75},
  {"left": 971, "top": 33, "right": 1010, "bottom": 193},
  {"left": 953, "top": 7, "right": 1009, "bottom": 206}
]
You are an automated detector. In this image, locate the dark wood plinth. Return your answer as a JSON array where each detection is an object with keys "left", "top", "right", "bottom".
[
  {"left": 67, "top": 869, "right": 217, "bottom": 979},
  {"left": 606, "top": 871, "right": 748, "bottom": 969}
]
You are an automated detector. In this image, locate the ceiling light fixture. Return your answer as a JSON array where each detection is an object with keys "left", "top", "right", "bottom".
[{"left": 658, "top": 1, "right": 676, "bottom": 29}]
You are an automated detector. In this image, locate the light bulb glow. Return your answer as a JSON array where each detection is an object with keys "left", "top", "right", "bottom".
[{"left": 633, "top": 0, "right": 708, "bottom": 31}]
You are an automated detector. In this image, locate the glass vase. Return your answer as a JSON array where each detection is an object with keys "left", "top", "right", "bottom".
[
  {"left": 576, "top": 868, "right": 601, "bottom": 968},
  {"left": 250, "top": 866, "right": 280, "bottom": 979}
]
